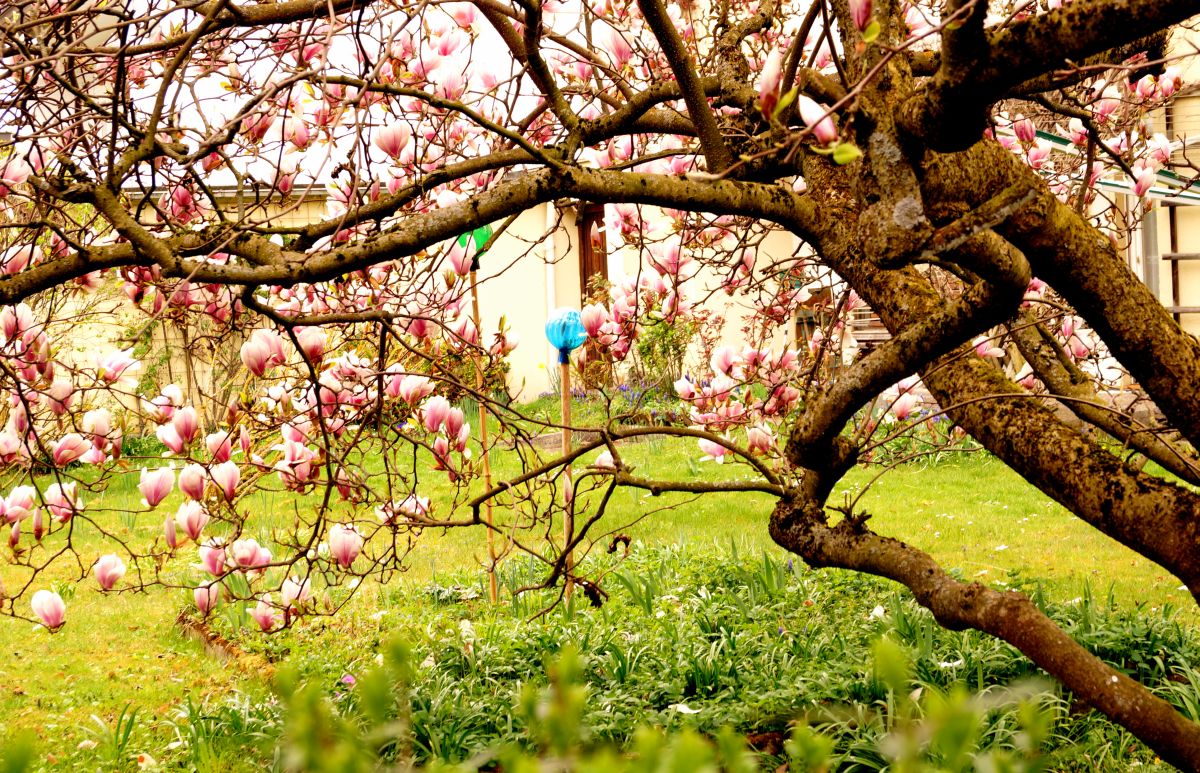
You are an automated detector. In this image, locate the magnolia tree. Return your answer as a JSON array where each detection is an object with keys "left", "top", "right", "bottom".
[{"left": 2, "top": 0, "right": 1200, "bottom": 763}]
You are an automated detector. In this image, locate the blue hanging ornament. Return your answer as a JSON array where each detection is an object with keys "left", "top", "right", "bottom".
[{"left": 545, "top": 308, "right": 587, "bottom": 364}]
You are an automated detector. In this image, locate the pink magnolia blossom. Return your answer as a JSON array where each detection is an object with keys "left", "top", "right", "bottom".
[
  {"left": 172, "top": 406, "right": 200, "bottom": 446},
  {"left": 1133, "top": 162, "right": 1157, "bottom": 198},
  {"left": 674, "top": 377, "right": 696, "bottom": 400},
  {"left": 228, "top": 538, "right": 272, "bottom": 571},
  {"left": 206, "top": 431, "right": 233, "bottom": 463},
  {"left": 0, "top": 158, "right": 32, "bottom": 195},
  {"left": 448, "top": 1, "right": 477, "bottom": 27},
  {"left": 973, "top": 336, "right": 1005, "bottom": 359},
  {"left": 51, "top": 433, "right": 88, "bottom": 467},
  {"left": 97, "top": 349, "right": 139, "bottom": 384},
  {"left": 394, "top": 373, "right": 434, "bottom": 403},
  {"left": 1016, "top": 363, "right": 1038, "bottom": 390},
  {"left": 241, "top": 111, "right": 274, "bottom": 142},
  {"left": 892, "top": 391, "right": 919, "bottom": 420},
  {"left": 240, "top": 329, "right": 286, "bottom": 376},
  {"left": 1149, "top": 133, "right": 1173, "bottom": 165},
  {"left": 1012, "top": 115, "right": 1036, "bottom": 144},
  {"left": 710, "top": 346, "right": 743, "bottom": 378},
  {"left": 0, "top": 302, "right": 33, "bottom": 342},
  {"left": 422, "top": 395, "right": 451, "bottom": 432},
  {"left": 3, "top": 486, "right": 36, "bottom": 524},
  {"left": 82, "top": 408, "right": 112, "bottom": 447},
  {"left": 489, "top": 330, "right": 519, "bottom": 356},
  {"left": 398, "top": 494, "right": 430, "bottom": 519},
  {"left": 450, "top": 316, "right": 479, "bottom": 346},
  {"left": 581, "top": 304, "right": 609, "bottom": 337},
  {"left": 284, "top": 118, "right": 312, "bottom": 150},
  {"left": 175, "top": 501, "right": 210, "bottom": 542},
  {"left": 161, "top": 383, "right": 184, "bottom": 407},
  {"left": 328, "top": 523, "right": 363, "bottom": 569},
  {"left": 179, "top": 463, "right": 206, "bottom": 500},
  {"left": 198, "top": 539, "right": 226, "bottom": 576},
  {"left": 139, "top": 466, "right": 175, "bottom": 508},
  {"left": 296, "top": 327, "right": 327, "bottom": 362},
  {"left": 1160, "top": 66, "right": 1181, "bottom": 98},
  {"left": 594, "top": 450, "right": 616, "bottom": 469},
  {"left": 164, "top": 515, "right": 180, "bottom": 549},
  {"left": 273, "top": 439, "right": 319, "bottom": 490},
  {"left": 374, "top": 123, "right": 412, "bottom": 160},
  {"left": 747, "top": 426, "right": 774, "bottom": 455},
  {"left": 1135, "top": 74, "right": 1157, "bottom": 100},
  {"left": 211, "top": 461, "right": 240, "bottom": 501},
  {"left": 46, "top": 380, "right": 73, "bottom": 415},
  {"left": 447, "top": 240, "right": 472, "bottom": 276},
  {"left": 1026, "top": 144, "right": 1050, "bottom": 170},
  {"left": 435, "top": 69, "right": 467, "bottom": 101},
  {"left": 31, "top": 589, "right": 65, "bottom": 630},
  {"left": 93, "top": 554, "right": 126, "bottom": 591},
  {"left": 1066, "top": 118, "right": 1088, "bottom": 146},
  {"left": 194, "top": 583, "right": 220, "bottom": 614},
  {"left": 250, "top": 595, "right": 279, "bottom": 632},
  {"left": 599, "top": 25, "right": 632, "bottom": 69},
  {"left": 850, "top": 0, "right": 872, "bottom": 30},
  {"left": 758, "top": 49, "right": 783, "bottom": 117},
  {"left": 280, "top": 576, "right": 312, "bottom": 609},
  {"left": 698, "top": 438, "right": 729, "bottom": 463},
  {"left": 0, "top": 245, "right": 34, "bottom": 275},
  {"left": 798, "top": 96, "right": 838, "bottom": 146},
  {"left": 445, "top": 407, "right": 465, "bottom": 437}
]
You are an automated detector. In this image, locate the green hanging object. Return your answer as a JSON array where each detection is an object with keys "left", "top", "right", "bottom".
[{"left": 456, "top": 224, "right": 494, "bottom": 272}]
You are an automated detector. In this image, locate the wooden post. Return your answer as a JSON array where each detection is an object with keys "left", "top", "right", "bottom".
[
  {"left": 560, "top": 359, "right": 574, "bottom": 599},
  {"left": 470, "top": 270, "right": 499, "bottom": 604}
]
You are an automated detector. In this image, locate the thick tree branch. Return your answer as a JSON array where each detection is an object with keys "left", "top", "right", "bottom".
[
  {"left": 636, "top": 0, "right": 734, "bottom": 171},
  {"left": 1006, "top": 310, "right": 1200, "bottom": 486},
  {"left": 927, "top": 142, "right": 1200, "bottom": 452},
  {"left": 898, "top": 0, "right": 1200, "bottom": 150},
  {"left": 769, "top": 495, "right": 1200, "bottom": 773},
  {"left": 788, "top": 235, "right": 1029, "bottom": 478}
]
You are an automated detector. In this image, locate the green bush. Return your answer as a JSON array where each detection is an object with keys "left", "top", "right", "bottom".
[{"left": 86, "top": 547, "right": 1199, "bottom": 771}]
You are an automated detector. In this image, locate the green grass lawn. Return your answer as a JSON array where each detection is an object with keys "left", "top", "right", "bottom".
[{"left": 0, "top": 434, "right": 1193, "bottom": 767}]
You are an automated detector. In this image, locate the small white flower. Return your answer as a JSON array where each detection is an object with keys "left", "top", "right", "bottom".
[
  {"left": 667, "top": 703, "right": 701, "bottom": 714},
  {"left": 869, "top": 605, "right": 886, "bottom": 619},
  {"left": 994, "top": 544, "right": 1008, "bottom": 551},
  {"left": 937, "top": 658, "right": 964, "bottom": 669}
]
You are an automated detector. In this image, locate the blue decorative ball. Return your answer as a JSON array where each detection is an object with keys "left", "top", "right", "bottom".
[{"left": 545, "top": 308, "right": 587, "bottom": 364}]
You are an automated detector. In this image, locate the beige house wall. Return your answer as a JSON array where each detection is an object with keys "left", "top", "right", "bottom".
[
  {"left": 1147, "top": 87, "right": 1200, "bottom": 338},
  {"left": 472, "top": 202, "right": 800, "bottom": 399}
]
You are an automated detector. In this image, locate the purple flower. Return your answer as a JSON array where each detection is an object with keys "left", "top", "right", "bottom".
[{"left": 341, "top": 673, "right": 357, "bottom": 686}]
